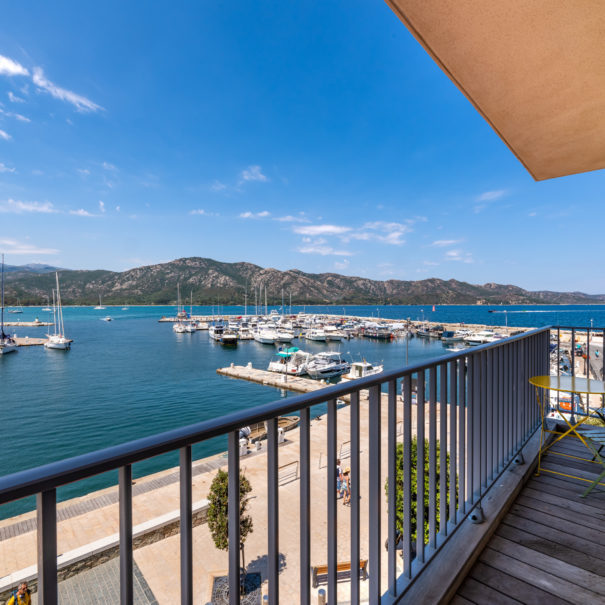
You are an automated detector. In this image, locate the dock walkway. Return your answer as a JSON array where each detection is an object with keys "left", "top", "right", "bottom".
[{"left": 453, "top": 436, "right": 605, "bottom": 604}]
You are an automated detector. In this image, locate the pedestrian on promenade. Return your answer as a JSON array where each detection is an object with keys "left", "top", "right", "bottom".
[
  {"left": 336, "top": 459, "right": 343, "bottom": 498},
  {"left": 342, "top": 468, "right": 351, "bottom": 505},
  {"left": 7, "top": 582, "right": 31, "bottom": 605}
]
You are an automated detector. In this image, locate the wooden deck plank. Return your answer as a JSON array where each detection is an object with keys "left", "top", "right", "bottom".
[
  {"left": 509, "top": 501, "right": 605, "bottom": 543},
  {"left": 495, "top": 523, "right": 604, "bottom": 576},
  {"left": 539, "top": 459, "right": 605, "bottom": 485},
  {"left": 529, "top": 473, "right": 605, "bottom": 503},
  {"left": 489, "top": 535, "right": 605, "bottom": 597},
  {"left": 502, "top": 511, "right": 605, "bottom": 560},
  {"left": 469, "top": 560, "right": 569, "bottom": 605},
  {"left": 450, "top": 596, "right": 476, "bottom": 605},
  {"left": 516, "top": 493, "right": 605, "bottom": 530},
  {"left": 458, "top": 577, "right": 522, "bottom": 605},
  {"left": 479, "top": 548, "right": 601, "bottom": 605},
  {"left": 524, "top": 480, "right": 605, "bottom": 514}
]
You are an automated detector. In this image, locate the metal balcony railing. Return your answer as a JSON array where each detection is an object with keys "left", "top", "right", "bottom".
[{"left": 0, "top": 327, "right": 553, "bottom": 604}]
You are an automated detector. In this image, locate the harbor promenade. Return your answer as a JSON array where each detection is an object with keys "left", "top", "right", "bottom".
[{"left": 0, "top": 387, "right": 443, "bottom": 603}]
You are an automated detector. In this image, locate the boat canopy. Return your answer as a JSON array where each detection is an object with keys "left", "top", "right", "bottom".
[{"left": 277, "top": 347, "right": 299, "bottom": 357}]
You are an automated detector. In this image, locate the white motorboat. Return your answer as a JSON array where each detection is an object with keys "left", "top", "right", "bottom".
[
  {"left": 441, "top": 330, "right": 463, "bottom": 343},
  {"left": 238, "top": 326, "right": 254, "bottom": 340},
  {"left": 102, "top": 316, "right": 113, "bottom": 322},
  {"left": 274, "top": 329, "right": 295, "bottom": 343},
  {"left": 209, "top": 322, "right": 225, "bottom": 341},
  {"left": 268, "top": 347, "right": 312, "bottom": 375},
  {"left": 254, "top": 328, "right": 276, "bottom": 344},
  {"left": 341, "top": 360, "right": 384, "bottom": 381},
  {"left": 195, "top": 321, "right": 209, "bottom": 330},
  {"left": 184, "top": 322, "right": 196, "bottom": 333},
  {"left": 306, "top": 352, "right": 351, "bottom": 379},
  {"left": 323, "top": 326, "right": 346, "bottom": 342},
  {"left": 45, "top": 273, "right": 71, "bottom": 351},
  {"left": 305, "top": 328, "right": 326, "bottom": 342},
  {"left": 464, "top": 330, "right": 496, "bottom": 345},
  {"left": 220, "top": 330, "right": 238, "bottom": 346},
  {"left": 0, "top": 255, "right": 17, "bottom": 355},
  {"left": 173, "top": 322, "right": 187, "bottom": 333}
]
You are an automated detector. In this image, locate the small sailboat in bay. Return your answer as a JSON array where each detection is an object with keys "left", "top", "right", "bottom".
[
  {"left": 8, "top": 299, "right": 23, "bottom": 314},
  {"left": 45, "top": 272, "right": 71, "bottom": 350},
  {"left": 94, "top": 294, "right": 106, "bottom": 310},
  {"left": 0, "top": 255, "right": 18, "bottom": 355}
]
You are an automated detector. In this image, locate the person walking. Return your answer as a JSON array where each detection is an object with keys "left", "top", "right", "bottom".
[
  {"left": 336, "top": 459, "right": 343, "bottom": 498},
  {"left": 342, "top": 468, "right": 351, "bottom": 505},
  {"left": 7, "top": 582, "right": 31, "bottom": 605}
]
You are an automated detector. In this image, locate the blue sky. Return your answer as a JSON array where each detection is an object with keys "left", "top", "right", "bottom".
[{"left": 0, "top": 1, "right": 604, "bottom": 292}]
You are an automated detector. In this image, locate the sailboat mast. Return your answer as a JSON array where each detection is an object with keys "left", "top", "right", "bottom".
[
  {"left": 56, "top": 273, "right": 65, "bottom": 336},
  {"left": 51, "top": 288, "right": 57, "bottom": 336},
  {"left": 1, "top": 254, "right": 5, "bottom": 337},
  {"left": 265, "top": 286, "right": 267, "bottom": 315}
]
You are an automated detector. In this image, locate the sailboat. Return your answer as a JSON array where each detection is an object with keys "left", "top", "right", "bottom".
[
  {"left": 0, "top": 255, "right": 18, "bottom": 355},
  {"left": 94, "top": 294, "right": 106, "bottom": 310},
  {"left": 173, "top": 282, "right": 188, "bottom": 333},
  {"left": 45, "top": 273, "right": 71, "bottom": 350},
  {"left": 42, "top": 295, "right": 52, "bottom": 312},
  {"left": 184, "top": 291, "right": 196, "bottom": 332}
]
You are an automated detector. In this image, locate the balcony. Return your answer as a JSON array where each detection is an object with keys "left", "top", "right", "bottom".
[{"left": 0, "top": 326, "right": 603, "bottom": 604}]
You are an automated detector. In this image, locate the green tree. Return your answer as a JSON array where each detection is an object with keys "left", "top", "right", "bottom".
[
  {"left": 207, "top": 469, "right": 253, "bottom": 565},
  {"left": 385, "top": 438, "right": 452, "bottom": 544}
]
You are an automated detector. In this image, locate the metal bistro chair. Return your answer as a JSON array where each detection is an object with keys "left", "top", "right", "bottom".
[{"left": 576, "top": 423, "right": 605, "bottom": 497}]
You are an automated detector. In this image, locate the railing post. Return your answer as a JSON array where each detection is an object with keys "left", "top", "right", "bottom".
[
  {"left": 387, "top": 379, "right": 398, "bottom": 593},
  {"left": 350, "top": 391, "right": 361, "bottom": 603},
  {"left": 267, "top": 418, "right": 279, "bottom": 603},
  {"left": 428, "top": 367, "right": 437, "bottom": 551},
  {"left": 119, "top": 465, "right": 133, "bottom": 605},
  {"left": 368, "top": 384, "right": 381, "bottom": 604},
  {"left": 327, "top": 398, "right": 337, "bottom": 603},
  {"left": 402, "top": 375, "right": 413, "bottom": 579},
  {"left": 37, "top": 489, "right": 57, "bottom": 605},
  {"left": 416, "top": 371, "right": 426, "bottom": 563},
  {"left": 180, "top": 446, "right": 193, "bottom": 605},
  {"left": 300, "top": 408, "right": 311, "bottom": 605},
  {"left": 228, "top": 432, "right": 240, "bottom": 605}
]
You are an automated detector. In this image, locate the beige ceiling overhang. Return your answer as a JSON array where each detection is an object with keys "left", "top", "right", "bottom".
[{"left": 385, "top": 1, "right": 605, "bottom": 181}]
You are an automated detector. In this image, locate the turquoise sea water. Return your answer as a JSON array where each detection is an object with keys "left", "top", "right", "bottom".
[{"left": 1, "top": 304, "right": 604, "bottom": 518}]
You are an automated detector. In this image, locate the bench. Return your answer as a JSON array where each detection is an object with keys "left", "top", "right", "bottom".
[{"left": 311, "top": 559, "right": 368, "bottom": 588}]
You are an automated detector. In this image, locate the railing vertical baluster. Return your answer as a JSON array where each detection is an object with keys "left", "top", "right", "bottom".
[
  {"left": 571, "top": 328, "right": 576, "bottom": 377},
  {"left": 472, "top": 355, "right": 481, "bottom": 502},
  {"left": 37, "top": 489, "right": 57, "bottom": 605},
  {"left": 587, "top": 329, "right": 591, "bottom": 379},
  {"left": 387, "top": 379, "right": 397, "bottom": 593},
  {"left": 428, "top": 367, "right": 437, "bottom": 551},
  {"left": 300, "top": 408, "right": 311, "bottom": 605},
  {"left": 439, "top": 363, "right": 447, "bottom": 537},
  {"left": 416, "top": 371, "right": 426, "bottom": 563},
  {"left": 448, "top": 361, "right": 457, "bottom": 526},
  {"left": 498, "top": 346, "right": 504, "bottom": 469},
  {"left": 227, "top": 433, "right": 240, "bottom": 605},
  {"left": 180, "top": 446, "right": 193, "bottom": 605},
  {"left": 119, "top": 465, "right": 133, "bottom": 605},
  {"left": 486, "top": 349, "right": 493, "bottom": 483},
  {"left": 480, "top": 351, "right": 488, "bottom": 490},
  {"left": 350, "top": 391, "right": 361, "bottom": 603},
  {"left": 267, "top": 417, "right": 279, "bottom": 603},
  {"left": 402, "top": 375, "right": 413, "bottom": 578},
  {"left": 458, "top": 358, "right": 466, "bottom": 516},
  {"left": 368, "top": 384, "right": 382, "bottom": 603},
  {"left": 327, "top": 398, "right": 337, "bottom": 603}
]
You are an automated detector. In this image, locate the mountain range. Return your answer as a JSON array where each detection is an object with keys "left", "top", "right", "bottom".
[{"left": 2, "top": 257, "right": 604, "bottom": 306}]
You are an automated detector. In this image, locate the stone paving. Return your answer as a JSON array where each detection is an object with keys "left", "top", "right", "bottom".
[
  {"left": 0, "top": 391, "right": 443, "bottom": 603},
  {"left": 29, "top": 558, "right": 158, "bottom": 604}
]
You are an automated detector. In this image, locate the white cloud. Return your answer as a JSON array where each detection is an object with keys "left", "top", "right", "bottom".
[
  {"left": 8, "top": 91, "right": 25, "bottom": 103},
  {"left": 98, "top": 200, "right": 105, "bottom": 213},
  {"left": 0, "top": 238, "right": 58, "bottom": 255},
  {"left": 0, "top": 163, "right": 15, "bottom": 173},
  {"left": 528, "top": 211, "right": 537, "bottom": 217},
  {"left": 274, "top": 215, "right": 310, "bottom": 223},
  {"left": 239, "top": 210, "right": 270, "bottom": 219},
  {"left": 115, "top": 206, "right": 121, "bottom": 212},
  {"left": 445, "top": 249, "right": 473, "bottom": 263},
  {"left": 294, "top": 224, "right": 351, "bottom": 236},
  {"left": 0, "top": 129, "right": 12, "bottom": 141},
  {"left": 298, "top": 245, "right": 353, "bottom": 257},
  {"left": 210, "top": 180, "right": 227, "bottom": 192},
  {"left": 334, "top": 259, "right": 350, "bottom": 270},
  {"left": 0, "top": 199, "right": 56, "bottom": 214},
  {"left": 190, "top": 209, "right": 218, "bottom": 216},
  {"left": 432, "top": 239, "right": 462, "bottom": 247},
  {"left": 102, "top": 161, "right": 117, "bottom": 171},
  {"left": 423, "top": 260, "right": 439, "bottom": 266},
  {"left": 344, "top": 221, "right": 410, "bottom": 245},
  {"left": 476, "top": 190, "right": 505, "bottom": 202},
  {"left": 240, "top": 165, "right": 268, "bottom": 183},
  {"left": 0, "top": 55, "right": 29, "bottom": 77},
  {"left": 32, "top": 67, "right": 103, "bottom": 112},
  {"left": 69, "top": 208, "right": 97, "bottom": 217},
  {"left": 78, "top": 168, "right": 90, "bottom": 175},
  {"left": 0, "top": 107, "right": 30, "bottom": 122}
]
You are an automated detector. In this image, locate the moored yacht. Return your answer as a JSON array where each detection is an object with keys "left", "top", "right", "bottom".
[
  {"left": 268, "top": 347, "right": 312, "bottom": 375},
  {"left": 44, "top": 273, "right": 71, "bottom": 350},
  {"left": 0, "top": 255, "right": 17, "bottom": 355},
  {"left": 306, "top": 352, "right": 351, "bottom": 379},
  {"left": 305, "top": 328, "right": 326, "bottom": 342},
  {"left": 341, "top": 360, "right": 384, "bottom": 381}
]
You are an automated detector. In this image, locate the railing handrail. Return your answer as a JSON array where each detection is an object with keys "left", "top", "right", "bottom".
[{"left": 0, "top": 326, "right": 549, "bottom": 505}]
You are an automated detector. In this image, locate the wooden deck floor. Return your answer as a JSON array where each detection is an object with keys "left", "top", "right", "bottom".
[{"left": 452, "top": 435, "right": 605, "bottom": 605}]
